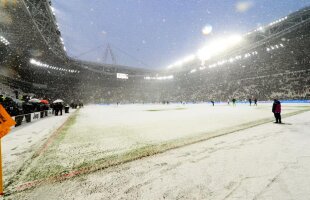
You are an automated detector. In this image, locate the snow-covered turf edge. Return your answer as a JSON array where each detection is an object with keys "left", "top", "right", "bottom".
[
  {"left": 6, "top": 108, "right": 310, "bottom": 196},
  {"left": 3, "top": 111, "right": 80, "bottom": 196}
]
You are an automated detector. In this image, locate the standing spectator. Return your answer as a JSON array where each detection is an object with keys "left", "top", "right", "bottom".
[
  {"left": 232, "top": 98, "right": 236, "bottom": 106},
  {"left": 50, "top": 103, "right": 55, "bottom": 114},
  {"left": 272, "top": 99, "right": 282, "bottom": 123},
  {"left": 254, "top": 98, "right": 258, "bottom": 106},
  {"left": 59, "top": 103, "right": 64, "bottom": 115},
  {"left": 54, "top": 103, "right": 59, "bottom": 116},
  {"left": 78, "top": 101, "right": 84, "bottom": 108},
  {"left": 0, "top": 95, "right": 4, "bottom": 104},
  {"left": 54, "top": 102, "right": 64, "bottom": 116},
  {"left": 23, "top": 101, "right": 33, "bottom": 122}
]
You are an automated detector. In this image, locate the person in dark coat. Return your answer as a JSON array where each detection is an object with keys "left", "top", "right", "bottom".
[
  {"left": 0, "top": 95, "right": 4, "bottom": 104},
  {"left": 249, "top": 98, "right": 252, "bottom": 106},
  {"left": 54, "top": 103, "right": 64, "bottom": 116},
  {"left": 232, "top": 98, "right": 236, "bottom": 106},
  {"left": 58, "top": 103, "right": 64, "bottom": 116},
  {"left": 254, "top": 98, "right": 258, "bottom": 106},
  {"left": 2, "top": 97, "right": 16, "bottom": 116},
  {"left": 23, "top": 101, "right": 33, "bottom": 122},
  {"left": 272, "top": 99, "right": 282, "bottom": 123}
]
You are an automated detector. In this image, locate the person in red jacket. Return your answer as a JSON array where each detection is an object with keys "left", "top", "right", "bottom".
[{"left": 272, "top": 99, "right": 282, "bottom": 123}]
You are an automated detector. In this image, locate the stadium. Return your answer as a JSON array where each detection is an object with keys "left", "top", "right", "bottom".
[
  {"left": 1, "top": 1, "right": 310, "bottom": 199},
  {"left": 1, "top": 2, "right": 310, "bottom": 103}
]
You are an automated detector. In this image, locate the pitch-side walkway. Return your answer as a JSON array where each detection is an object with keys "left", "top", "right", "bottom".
[
  {"left": 8, "top": 111, "right": 310, "bottom": 200},
  {"left": 2, "top": 110, "right": 76, "bottom": 185}
]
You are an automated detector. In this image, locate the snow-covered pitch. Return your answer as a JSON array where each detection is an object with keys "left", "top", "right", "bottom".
[{"left": 3, "top": 103, "right": 310, "bottom": 197}]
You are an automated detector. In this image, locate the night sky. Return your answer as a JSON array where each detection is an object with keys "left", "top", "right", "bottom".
[{"left": 52, "top": 0, "right": 310, "bottom": 69}]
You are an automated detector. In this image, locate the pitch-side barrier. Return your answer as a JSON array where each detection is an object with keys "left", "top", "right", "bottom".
[{"left": 10, "top": 110, "right": 53, "bottom": 129}]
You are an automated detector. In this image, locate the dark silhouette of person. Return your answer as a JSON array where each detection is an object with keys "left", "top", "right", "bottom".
[
  {"left": 54, "top": 103, "right": 63, "bottom": 116},
  {"left": 59, "top": 103, "right": 64, "bottom": 115},
  {"left": 232, "top": 98, "right": 236, "bottom": 106},
  {"left": 272, "top": 99, "right": 282, "bottom": 123}
]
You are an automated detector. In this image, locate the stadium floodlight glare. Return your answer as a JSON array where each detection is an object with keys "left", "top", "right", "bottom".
[
  {"left": 266, "top": 43, "right": 285, "bottom": 52},
  {"left": 144, "top": 75, "right": 174, "bottom": 80},
  {"left": 50, "top": 6, "right": 56, "bottom": 15},
  {"left": 209, "top": 64, "right": 217, "bottom": 68},
  {"left": 29, "top": 58, "right": 80, "bottom": 73},
  {"left": 167, "top": 54, "right": 196, "bottom": 69},
  {"left": 190, "top": 48, "right": 259, "bottom": 73},
  {"left": 190, "top": 69, "right": 197, "bottom": 73},
  {"left": 197, "top": 34, "right": 243, "bottom": 64},
  {"left": 0, "top": 36, "right": 10, "bottom": 46},
  {"left": 269, "top": 16, "right": 287, "bottom": 26},
  {"left": 167, "top": 35, "right": 242, "bottom": 69},
  {"left": 257, "top": 26, "right": 264, "bottom": 32}
]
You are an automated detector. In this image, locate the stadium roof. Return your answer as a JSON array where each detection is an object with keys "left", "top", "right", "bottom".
[
  {"left": 0, "top": 0, "right": 152, "bottom": 76},
  {"left": 166, "top": 6, "right": 310, "bottom": 72},
  {"left": 1, "top": 1, "right": 310, "bottom": 76}
]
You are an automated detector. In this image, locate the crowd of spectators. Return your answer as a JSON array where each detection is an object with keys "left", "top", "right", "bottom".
[
  {"left": 68, "top": 25, "right": 310, "bottom": 104},
  {"left": 0, "top": 87, "right": 82, "bottom": 119}
]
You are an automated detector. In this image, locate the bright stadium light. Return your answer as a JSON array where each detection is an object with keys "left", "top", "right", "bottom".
[
  {"left": 269, "top": 16, "right": 287, "bottom": 26},
  {"left": 167, "top": 54, "right": 196, "bottom": 69},
  {"left": 188, "top": 48, "right": 259, "bottom": 73},
  {"left": 209, "top": 64, "right": 217, "bottom": 68},
  {"left": 144, "top": 75, "right": 174, "bottom": 80},
  {"left": 0, "top": 36, "right": 10, "bottom": 46},
  {"left": 202, "top": 24, "right": 213, "bottom": 35},
  {"left": 50, "top": 6, "right": 56, "bottom": 15},
  {"left": 167, "top": 34, "right": 242, "bottom": 69},
  {"left": 190, "top": 69, "right": 197, "bottom": 73},
  {"left": 197, "top": 34, "right": 243, "bottom": 64},
  {"left": 266, "top": 43, "right": 285, "bottom": 52},
  {"left": 29, "top": 59, "right": 80, "bottom": 73}
]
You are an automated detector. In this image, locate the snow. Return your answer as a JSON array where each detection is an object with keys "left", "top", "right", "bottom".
[
  {"left": 2, "top": 103, "right": 310, "bottom": 199},
  {"left": 2, "top": 110, "right": 76, "bottom": 184}
]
